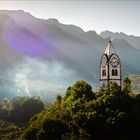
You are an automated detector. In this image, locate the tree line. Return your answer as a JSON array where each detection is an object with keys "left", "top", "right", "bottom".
[{"left": 1, "top": 77, "right": 140, "bottom": 139}]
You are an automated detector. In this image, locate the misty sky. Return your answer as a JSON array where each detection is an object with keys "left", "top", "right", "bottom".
[{"left": 0, "top": 0, "right": 140, "bottom": 36}]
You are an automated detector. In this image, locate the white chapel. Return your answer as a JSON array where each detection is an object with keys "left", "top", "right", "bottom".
[{"left": 100, "top": 40, "right": 122, "bottom": 89}]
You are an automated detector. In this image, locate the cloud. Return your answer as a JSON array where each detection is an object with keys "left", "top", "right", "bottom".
[{"left": 4, "top": 57, "right": 79, "bottom": 102}]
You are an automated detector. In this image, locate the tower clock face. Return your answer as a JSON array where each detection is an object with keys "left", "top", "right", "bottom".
[
  {"left": 101, "top": 55, "right": 108, "bottom": 68},
  {"left": 110, "top": 55, "right": 120, "bottom": 68}
]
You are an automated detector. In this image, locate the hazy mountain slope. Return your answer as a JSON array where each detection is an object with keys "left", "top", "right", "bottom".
[
  {"left": 100, "top": 30, "right": 140, "bottom": 50},
  {"left": 112, "top": 39, "right": 140, "bottom": 74},
  {"left": 0, "top": 14, "right": 23, "bottom": 70},
  {"left": 0, "top": 10, "right": 140, "bottom": 99},
  {"left": 128, "top": 74, "right": 140, "bottom": 92},
  {"left": 0, "top": 10, "right": 140, "bottom": 77}
]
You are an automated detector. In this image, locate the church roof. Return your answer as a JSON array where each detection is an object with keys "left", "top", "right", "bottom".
[{"left": 104, "top": 40, "right": 117, "bottom": 56}]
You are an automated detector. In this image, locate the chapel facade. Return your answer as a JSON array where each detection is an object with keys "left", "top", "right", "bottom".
[{"left": 100, "top": 40, "right": 121, "bottom": 89}]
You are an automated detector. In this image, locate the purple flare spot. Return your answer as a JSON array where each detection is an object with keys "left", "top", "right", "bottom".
[{"left": 3, "top": 19, "right": 51, "bottom": 57}]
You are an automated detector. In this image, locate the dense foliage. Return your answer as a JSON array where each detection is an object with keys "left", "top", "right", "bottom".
[
  {"left": 20, "top": 79, "right": 140, "bottom": 139},
  {"left": 0, "top": 96, "right": 44, "bottom": 124},
  {"left": 1, "top": 78, "right": 140, "bottom": 139},
  {"left": 0, "top": 120, "right": 23, "bottom": 140}
]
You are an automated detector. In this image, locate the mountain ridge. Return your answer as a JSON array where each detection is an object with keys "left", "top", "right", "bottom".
[
  {"left": 0, "top": 10, "right": 140, "bottom": 80},
  {"left": 100, "top": 30, "right": 140, "bottom": 49},
  {"left": 0, "top": 10, "right": 139, "bottom": 71}
]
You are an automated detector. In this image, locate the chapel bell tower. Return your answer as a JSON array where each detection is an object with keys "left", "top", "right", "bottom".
[{"left": 100, "top": 40, "right": 121, "bottom": 89}]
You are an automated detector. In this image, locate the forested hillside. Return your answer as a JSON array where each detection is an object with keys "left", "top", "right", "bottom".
[{"left": 0, "top": 78, "right": 140, "bottom": 139}]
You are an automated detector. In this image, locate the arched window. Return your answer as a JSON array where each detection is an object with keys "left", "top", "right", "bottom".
[
  {"left": 115, "top": 69, "right": 118, "bottom": 76},
  {"left": 102, "top": 69, "right": 106, "bottom": 76},
  {"left": 112, "top": 69, "right": 118, "bottom": 76},
  {"left": 112, "top": 69, "right": 115, "bottom": 76}
]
